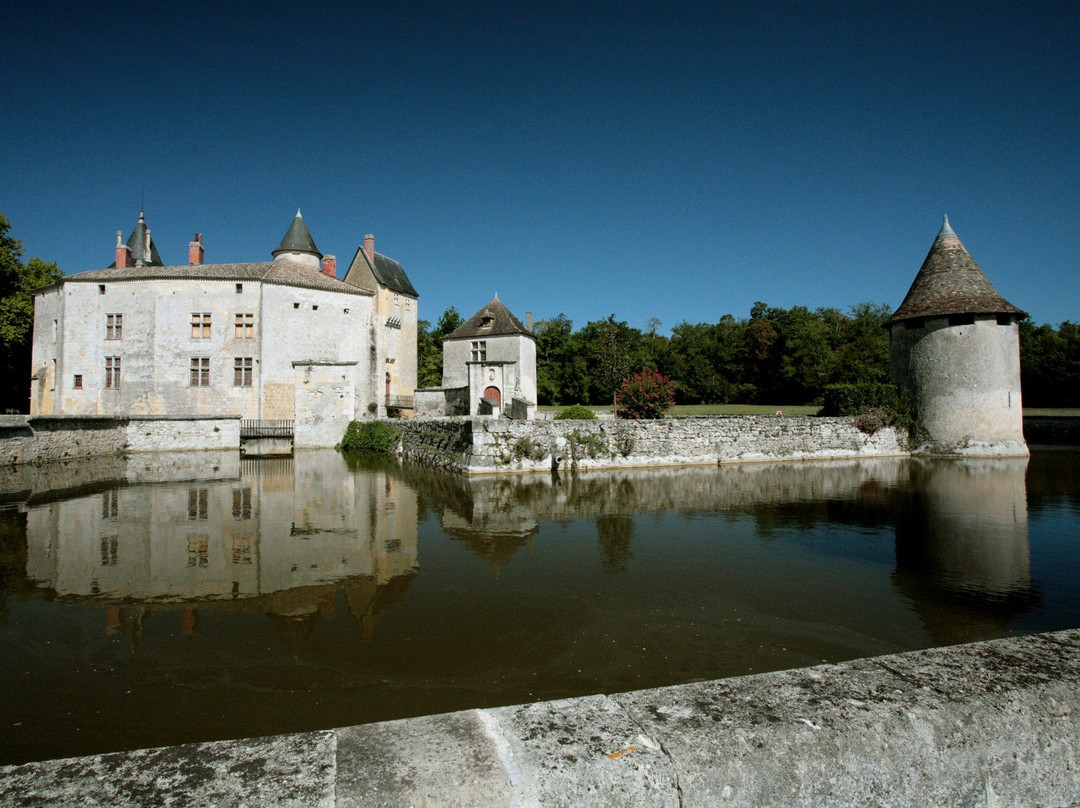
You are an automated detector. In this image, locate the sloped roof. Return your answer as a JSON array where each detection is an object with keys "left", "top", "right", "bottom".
[
  {"left": 57, "top": 260, "right": 371, "bottom": 296},
  {"left": 108, "top": 210, "right": 163, "bottom": 267},
  {"left": 345, "top": 245, "right": 418, "bottom": 297},
  {"left": 445, "top": 296, "right": 534, "bottom": 341},
  {"left": 887, "top": 216, "right": 1027, "bottom": 324},
  {"left": 272, "top": 210, "right": 322, "bottom": 260}
]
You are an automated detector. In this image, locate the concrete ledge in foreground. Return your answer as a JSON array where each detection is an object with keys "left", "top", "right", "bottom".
[{"left": 4, "top": 630, "right": 1080, "bottom": 806}]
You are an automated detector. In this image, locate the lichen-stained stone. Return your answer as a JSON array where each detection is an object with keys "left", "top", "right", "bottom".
[
  {"left": 334, "top": 711, "right": 512, "bottom": 808},
  {"left": 0, "top": 730, "right": 335, "bottom": 807},
  {"left": 483, "top": 694, "right": 680, "bottom": 808},
  {"left": 616, "top": 630, "right": 1080, "bottom": 807}
]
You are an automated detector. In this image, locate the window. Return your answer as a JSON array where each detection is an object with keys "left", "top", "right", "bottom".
[
  {"left": 233, "top": 357, "right": 253, "bottom": 387},
  {"left": 293, "top": 302, "right": 300, "bottom": 309},
  {"left": 106, "top": 313, "right": 122, "bottom": 340},
  {"left": 231, "top": 535, "right": 252, "bottom": 564},
  {"left": 948, "top": 314, "right": 975, "bottom": 327},
  {"left": 98, "top": 284, "right": 106, "bottom": 295},
  {"left": 73, "top": 374, "right": 83, "bottom": 389},
  {"left": 105, "top": 356, "right": 121, "bottom": 389},
  {"left": 232, "top": 488, "right": 253, "bottom": 520},
  {"left": 471, "top": 340, "right": 487, "bottom": 361},
  {"left": 188, "top": 489, "right": 208, "bottom": 520},
  {"left": 191, "top": 312, "right": 212, "bottom": 339},
  {"left": 234, "top": 313, "right": 253, "bottom": 339},
  {"left": 187, "top": 535, "right": 209, "bottom": 567},
  {"left": 100, "top": 536, "right": 118, "bottom": 566},
  {"left": 190, "top": 357, "right": 210, "bottom": 387},
  {"left": 102, "top": 489, "right": 119, "bottom": 519},
  {"left": 480, "top": 316, "right": 494, "bottom": 329},
  {"left": 344, "top": 307, "right": 350, "bottom": 314},
  {"left": 235, "top": 283, "right": 243, "bottom": 294},
  {"left": 312, "top": 304, "right": 318, "bottom": 311}
]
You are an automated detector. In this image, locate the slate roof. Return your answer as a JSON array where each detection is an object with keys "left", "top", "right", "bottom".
[
  {"left": 57, "top": 260, "right": 372, "bottom": 296},
  {"left": 345, "top": 245, "right": 418, "bottom": 297},
  {"left": 108, "top": 210, "right": 163, "bottom": 267},
  {"left": 272, "top": 211, "right": 322, "bottom": 260},
  {"left": 887, "top": 216, "right": 1027, "bottom": 325},
  {"left": 445, "top": 296, "right": 535, "bottom": 341}
]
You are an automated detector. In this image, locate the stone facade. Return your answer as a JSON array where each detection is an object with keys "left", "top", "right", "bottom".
[
  {"left": 392, "top": 415, "right": 909, "bottom": 475},
  {"left": 29, "top": 212, "right": 419, "bottom": 447}
]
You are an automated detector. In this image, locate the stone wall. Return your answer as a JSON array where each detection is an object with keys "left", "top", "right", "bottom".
[
  {"left": 393, "top": 415, "right": 908, "bottom": 475},
  {"left": 0, "top": 415, "right": 239, "bottom": 466}
]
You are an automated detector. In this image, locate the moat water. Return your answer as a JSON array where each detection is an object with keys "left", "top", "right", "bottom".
[{"left": 1, "top": 448, "right": 1078, "bottom": 765}]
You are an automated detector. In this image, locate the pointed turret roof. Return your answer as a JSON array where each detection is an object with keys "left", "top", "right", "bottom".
[
  {"left": 272, "top": 209, "right": 322, "bottom": 260},
  {"left": 445, "top": 296, "right": 535, "bottom": 341},
  {"left": 887, "top": 216, "right": 1027, "bottom": 324},
  {"left": 109, "top": 210, "right": 163, "bottom": 267}
]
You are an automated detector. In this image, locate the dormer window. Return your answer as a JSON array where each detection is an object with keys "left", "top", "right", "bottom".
[{"left": 480, "top": 316, "right": 495, "bottom": 330}]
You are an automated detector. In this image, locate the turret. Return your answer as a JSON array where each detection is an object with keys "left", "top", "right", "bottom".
[
  {"left": 887, "top": 217, "right": 1028, "bottom": 456},
  {"left": 272, "top": 210, "right": 322, "bottom": 269}
]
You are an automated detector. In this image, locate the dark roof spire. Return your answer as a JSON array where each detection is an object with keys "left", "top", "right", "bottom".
[
  {"left": 887, "top": 217, "right": 1027, "bottom": 324},
  {"left": 445, "top": 296, "right": 535, "bottom": 340},
  {"left": 272, "top": 209, "right": 322, "bottom": 260},
  {"left": 110, "top": 209, "right": 163, "bottom": 267}
]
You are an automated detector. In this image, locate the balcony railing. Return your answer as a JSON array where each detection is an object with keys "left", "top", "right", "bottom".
[
  {"left": 240, "top": 419, "right": 293, "bottom": 439},
  {"left": 385, "top": 396, "right": 414, "bottom": 410}
]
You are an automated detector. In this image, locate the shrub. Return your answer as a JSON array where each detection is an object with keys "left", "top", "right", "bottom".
[
  {"left": 554, "top": 404, "right": 597, "bottom": 420},
  {"left": 339, "top": 420, "right": 400, "bottom": 453},
  {"left": 821, "top": 383, "right": 900, "bottom": 416},
  {"left": 512, "top": 436, "right": 546, "bottom": 461},
  {"left": 617, "top": 370, "right": 675, "bottom": 419}
]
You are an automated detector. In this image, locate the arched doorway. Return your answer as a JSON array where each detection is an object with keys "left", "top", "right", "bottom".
[{"left": 483, "top": 386, "right": 501, "bottom": 409}]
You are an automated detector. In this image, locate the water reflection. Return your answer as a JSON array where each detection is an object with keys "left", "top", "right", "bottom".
[
  {"left": 2, "top": 449, "right": 1077, "bottom": 765},
  {"left": 23, "top": 453, "right": 418, "bottom": 650}
]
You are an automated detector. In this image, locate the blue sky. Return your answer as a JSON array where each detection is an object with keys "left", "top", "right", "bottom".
[{"left": 3, "top": 1, "right": 1077, "bottom": 331}]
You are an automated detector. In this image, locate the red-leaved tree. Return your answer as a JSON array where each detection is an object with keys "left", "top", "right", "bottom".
[{"left": 617, "top": 370, "right": 675, "bottom": 419}]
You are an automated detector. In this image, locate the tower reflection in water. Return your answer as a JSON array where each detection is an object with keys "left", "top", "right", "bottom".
[
  {"left": 893, "top": 457, "right": 1036, "bottom": 645},
  {"left": 24, "top": 453, "right": 418, "bottom": 651}
]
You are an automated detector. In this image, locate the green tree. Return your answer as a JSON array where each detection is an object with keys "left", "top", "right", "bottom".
[
  {"left": 579, "top": 315, "right": 648, "bottom": 405},
  {"left": 436, "top": 306, "right": 463, "bottom": 337},
  {"left": 416, "top": 319, "right": 442, "bottom": 388},
  {"left": 0, "top": 213, "right": 63, "bottom": 412}
]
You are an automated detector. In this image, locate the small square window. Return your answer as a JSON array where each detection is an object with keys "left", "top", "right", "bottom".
[
  {"left": 98, "top": 284, "right": 106, "bottom": 295},
  {"left": 312, "top": 304, "right": 318, "bottom": 311},
  {"left": 293, "top": 302, "right": 300, "bottom": 309},
  {"left": 235, "top": 283, "right": 243, "bottom": 294},
  {"left": 73, "top": 374, "right": 83, "bottom": 389},
  {"left": 344, "top": 308, "right": 350, "bottom": 314}
]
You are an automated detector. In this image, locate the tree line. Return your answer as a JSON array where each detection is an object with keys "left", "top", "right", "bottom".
[{"left": 419, "top": 302, "right": 1080, "bottom": 408}]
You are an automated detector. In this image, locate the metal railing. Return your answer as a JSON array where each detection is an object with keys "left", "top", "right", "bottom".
[
  {"left": 240, "top": 419, "right": 293, "bottom": 439},
  {"left": 385, "top": 396, "right": 414, "bottom": 410}
]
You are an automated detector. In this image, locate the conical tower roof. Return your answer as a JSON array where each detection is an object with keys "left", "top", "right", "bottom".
[
  {"left": 272, "top": 209, "right": 322, "bottom": 260},
  {"left": 110, "top": 210, "right": 163, "bottom": 267},
  {"left": 887, "top": 216, "right": 1027, "bottom": 325},
  {"left": 445, "top": 295, "right": 534, "bottom": 340}
]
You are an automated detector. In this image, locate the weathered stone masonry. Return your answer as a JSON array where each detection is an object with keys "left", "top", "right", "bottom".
[{"left": 392, "top": 415, "right": 909, "bottom": 474}]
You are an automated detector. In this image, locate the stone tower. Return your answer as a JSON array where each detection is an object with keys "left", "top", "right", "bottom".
[{"left": 886, "top": 216, "right": 1028, "bottom": 456}]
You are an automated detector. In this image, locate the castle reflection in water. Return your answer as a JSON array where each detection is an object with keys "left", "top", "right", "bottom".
[
  {"left": 22, "top": 454, "right": 418, "bottom": 649},
  {"left": 16, "top": 451, "right": 1042, "bottom": 649}
]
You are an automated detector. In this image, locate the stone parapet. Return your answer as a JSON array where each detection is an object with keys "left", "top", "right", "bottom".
[{"left": 4, "top": 629, "right": 1080, "bottom": 806}]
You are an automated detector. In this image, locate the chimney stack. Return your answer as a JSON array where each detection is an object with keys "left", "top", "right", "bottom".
[
  {"left": 321, "top": 254, "right": 337, "bottom": 278},
  {"left": 188, "top": 233, "right": 204, "bottom": 266},
  {"left": 115, "top": 230, "right": 131, "bottom": 268},
  {"left": 526, "top": 311, "right": 533, "bottom": 331},
  {"left": 138, "top": 229, "right": 152, "bottom": 267},
  {"left": 364, "top": 234, "right": 375, "bottom": 265}
]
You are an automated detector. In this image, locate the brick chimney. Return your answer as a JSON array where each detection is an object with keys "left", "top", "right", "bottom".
[
  {"left": 321, "top": 254, "right": 337, "bottom": 277},
  {"left": 115, "top": 230, "right": 131, "bottom": 268},
  {"left": 364, "top": 234, "right": 375, "bottom": 265},
  {"left": 188, "top": 234, "right": 204, "bottom": 266}
]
